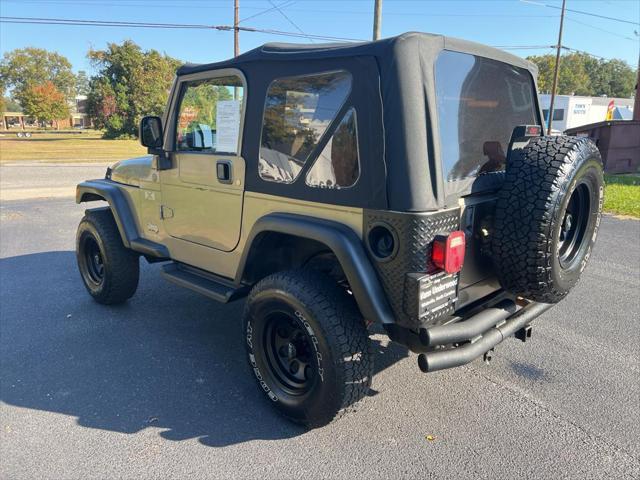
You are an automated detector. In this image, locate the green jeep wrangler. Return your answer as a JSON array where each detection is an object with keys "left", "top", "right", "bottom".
[{"left": 76, "top": 33, "right": 604, "bottom": 428}]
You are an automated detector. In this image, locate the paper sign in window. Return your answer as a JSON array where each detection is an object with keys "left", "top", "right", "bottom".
[{"left": 215, "top": 100, "right": 241, "bottom": 153}]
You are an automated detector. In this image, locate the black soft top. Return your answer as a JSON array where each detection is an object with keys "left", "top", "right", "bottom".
[
  {"left": 177, "top": 33, "right": 540, "bottom": 211},
  {"left": 177, "top": 32, "right": 536, "bottom": 77}
]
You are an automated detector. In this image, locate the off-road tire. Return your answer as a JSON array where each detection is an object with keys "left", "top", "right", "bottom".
[
  {"left": 76, "top": 209, "right": 139, "bottom": 304},
  {"left": 243, "top": 269, "right": 373, "bottom": 428},
  {"left": 492, "top": 135, "right": 604, "bottom": 303}
]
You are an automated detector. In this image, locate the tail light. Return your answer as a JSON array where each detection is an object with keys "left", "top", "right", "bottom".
[{"left": 431, "top": 231, "right": 466, "bottom": 274}]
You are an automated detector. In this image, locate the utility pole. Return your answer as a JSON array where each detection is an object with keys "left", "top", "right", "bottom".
[
  {"left": 233, "top": 0, "right": 240, "bottom": 100},
  {"left": 633, "top": 54, "right": 640, "bottom": 122},
  {"left": 547, "top": 0, "right": 566, "bottom": 134},
  {"left": 372, "top": 0, "right": 382, "bottom": 41},
  {"left": 234, "top": 0, "right": 240, "bottom": 57}
]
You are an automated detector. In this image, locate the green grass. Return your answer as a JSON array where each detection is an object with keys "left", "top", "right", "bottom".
[
  {"left": 0, "top": 130, "right": 145, "bottom": 163},
  {"left": 604, "top": 174, "right": 640, "bottom": 218}
]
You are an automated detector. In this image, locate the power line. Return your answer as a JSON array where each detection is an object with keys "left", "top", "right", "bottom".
[
  {"left": 239, "top": 1, "right": 296, "bottom": 24},
  {"left": 1, "top": 1, "right": 559, "bottom": 18},
  {"left": 0, "top": 16, "right": 366, "bottom": 41},
  {"left": 520, "top": 0, "right": 640, "bottom": 26},
  {"left": 0, "top": 16, "right": 624, "bottom": 60},
  {"left": 0, "top": 17, "right": 219, "bottom": 29},
  {"left": 240, "top": 25, "right": 366, "bottom": 42},
  {"left": 565, "top": 17, "right": 637, "bottom": 41},
  {"left": 560, "top": 46, "right": 608, "bottom": 60},
  {"left": 493, "top": 45, "right": 556, "bottom": 49},
  {"left": 267, "top": 0, "right": 315, "bottom": 43}
]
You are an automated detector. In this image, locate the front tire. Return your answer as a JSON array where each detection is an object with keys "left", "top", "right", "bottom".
[
  {"left": 76, "top": 209, "right": 139, "bottom": 304},
  {"left": 243, "top": 270, "right": 373, "bottom": 428}
]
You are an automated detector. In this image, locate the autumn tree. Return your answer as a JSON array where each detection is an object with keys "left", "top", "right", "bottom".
[
  {"left": 87, "top": 41, "right": 181, "bottom": 138},
  {"left": 0, "top": 48, "right": 76, "bottom": 106},
  {"left": 21, "top": 81, "right": 70, "bottom": 128}
]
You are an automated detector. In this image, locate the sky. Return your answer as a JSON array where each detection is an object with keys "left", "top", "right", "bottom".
[{"left": 0, "top": 0, "right": 638, "bottom": 75}]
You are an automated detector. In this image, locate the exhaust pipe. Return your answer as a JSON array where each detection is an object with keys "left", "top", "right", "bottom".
[
  {"left": 419, "top": 299, "right": 516, "bottom": 347},
  {"left": 418, "top": 302, "right": 553, "bottom": 373}
]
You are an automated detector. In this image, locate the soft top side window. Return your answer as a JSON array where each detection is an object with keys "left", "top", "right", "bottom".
[
  {"left": 175, "top": 75, "right": 244, "bottom": 154},
  {"left": 259, "top": 70, "right": 352, "bottom": 184},
  {"left": 306, "top": 107, "right": 360, "bottom": 189}
]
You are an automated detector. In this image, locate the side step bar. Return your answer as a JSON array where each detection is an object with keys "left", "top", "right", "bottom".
[
  {"left": 417, "top": 302, "right": 553, "bottom": 373},
  {"left": 161, "top": 263, "right": 248, "bottom": 303}
]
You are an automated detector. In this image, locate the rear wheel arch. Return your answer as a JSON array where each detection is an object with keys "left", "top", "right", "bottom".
[
  {"left": 236, "top": 213, "right": 395, "bottom": 325},
  {"left": 240, "top": 231, "right": 347, "bottom": 286}
]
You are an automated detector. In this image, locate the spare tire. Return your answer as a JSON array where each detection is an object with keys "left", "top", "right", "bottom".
[{"left": 492, "top": 135, "right": 604, "bottom": 303}]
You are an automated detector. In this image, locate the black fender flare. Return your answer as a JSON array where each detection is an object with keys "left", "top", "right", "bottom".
[
  {"left": 236, "top": 212, "right": 395, "bottom": 325},
  {"left": 76, "top": 179, "right": 169, "bottom": 258}
]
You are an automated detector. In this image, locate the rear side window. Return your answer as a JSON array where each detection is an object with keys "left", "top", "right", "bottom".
[
  {"left": 306, "top": 108, "right": 359, "bottom": 189},
  {"left": 435, "top": 51, "right": 538, "bottom": 181},
  {"left": 259, "top": 71, "right": 352, "bottom": 184}
]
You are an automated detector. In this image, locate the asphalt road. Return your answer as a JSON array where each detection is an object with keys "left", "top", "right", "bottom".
[{"left": 1, "top": 163, "right": 639, "bottom": 479}]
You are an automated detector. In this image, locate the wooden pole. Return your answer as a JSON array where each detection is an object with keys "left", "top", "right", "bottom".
[
  {"left": 547, "top": 0, "right": 566, "bottom": 134},
  {"left": 633, "top": 54, "right": 640, "bottom": 121},
  {"left": 373, "top": 0, "right": 382, "bottom": 41},
  {"left": 234, "top": 0, "right": 240, "bottom": 100},
  {"left": 234, "top": 0, "right": 240, "bottom": 57}
]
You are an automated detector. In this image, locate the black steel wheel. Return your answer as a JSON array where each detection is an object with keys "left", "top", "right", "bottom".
[
  {"left": 81, "top": 236, "right": 105, "bottom": 286},
  {"left": 558, "top": 182, "right": 591, "bottom": 269},
  {"left": 264, "top": 312, "right": 316, "bottom": 394},
  {"left": 76, "top": 209, "right": 139, "bottom": 305},
  {"left": 244, "top": 269, "right": 373, "bottom": 428}
]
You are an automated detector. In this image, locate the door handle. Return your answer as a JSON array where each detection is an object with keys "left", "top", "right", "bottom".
[{"left": 216, "top": 161, "right": 232, "bottom": 184}]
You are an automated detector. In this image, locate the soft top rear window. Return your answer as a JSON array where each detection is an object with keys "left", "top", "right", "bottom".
[{"left": 435, "top": 51, "right": 538, "bottom": 182}]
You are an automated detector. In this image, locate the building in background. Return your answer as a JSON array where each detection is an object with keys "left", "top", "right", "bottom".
[
  {"left": 538, "top": 94, "right": 635, "bottom": 132},
  {"left": 1, "top": 95, "right": 91, "bottom": 130}
]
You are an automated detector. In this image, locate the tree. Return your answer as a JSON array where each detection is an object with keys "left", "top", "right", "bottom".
[
  {"left": 1, "top": 84, "right": 22, "bottom": 114},
  {"left": 527, "top": 53, "right": 637, "bottom": 97},
  {"left": 75, "top": 70, "right": 90, "bottom": 96},
  {"left": 0, "top": 48, "right": 76, "bottom": 105},
  {"left": 87, "top": 41, "right": 181, "bottom": 138},
  {"left": 2, "top": 97, "right": 22, "bottom": 112},
  {"left": 528, "top": 53, "right": 591, "bottom": 95},
  {"left": 587, "top": 58, "right": 636, "bottom": 97},
  {"left": 21, "top": 81, "right": 70, "bottom": 128}
]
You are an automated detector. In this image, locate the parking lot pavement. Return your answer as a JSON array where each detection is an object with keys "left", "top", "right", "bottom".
[
  {"left": 0, "top": 162, "right": 111, "bottom": 201},
  {"left": 1, "top": 163, "right": 639, "bottom": 479}
]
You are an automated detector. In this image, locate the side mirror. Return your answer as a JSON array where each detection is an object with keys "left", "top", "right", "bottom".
[{"left": 139, "top": 116, "right": 163, "bottom": 149}]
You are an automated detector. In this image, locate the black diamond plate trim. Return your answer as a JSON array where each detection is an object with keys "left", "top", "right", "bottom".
[{"left": 364, "top": 208, "right": 461, "bottom": 330}]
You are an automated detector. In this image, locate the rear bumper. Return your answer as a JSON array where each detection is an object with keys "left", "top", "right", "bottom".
[{"left": 385, "top": 300, "right": 553, "bottom": 372}]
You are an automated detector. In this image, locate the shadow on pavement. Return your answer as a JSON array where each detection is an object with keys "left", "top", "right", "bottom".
[{"left": 0, "top": 251, "right": 408, "bottom": 447}]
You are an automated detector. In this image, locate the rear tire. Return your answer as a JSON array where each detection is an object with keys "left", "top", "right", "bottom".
[
  {"left": 492, "top": 136, "right": 604, "bottom": 303},
  {"left": 76, "top": 209, "right": 139, "bottom": 304},
  {"left": 243, "top": 269, "right": 373, "bottom": 428}
]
